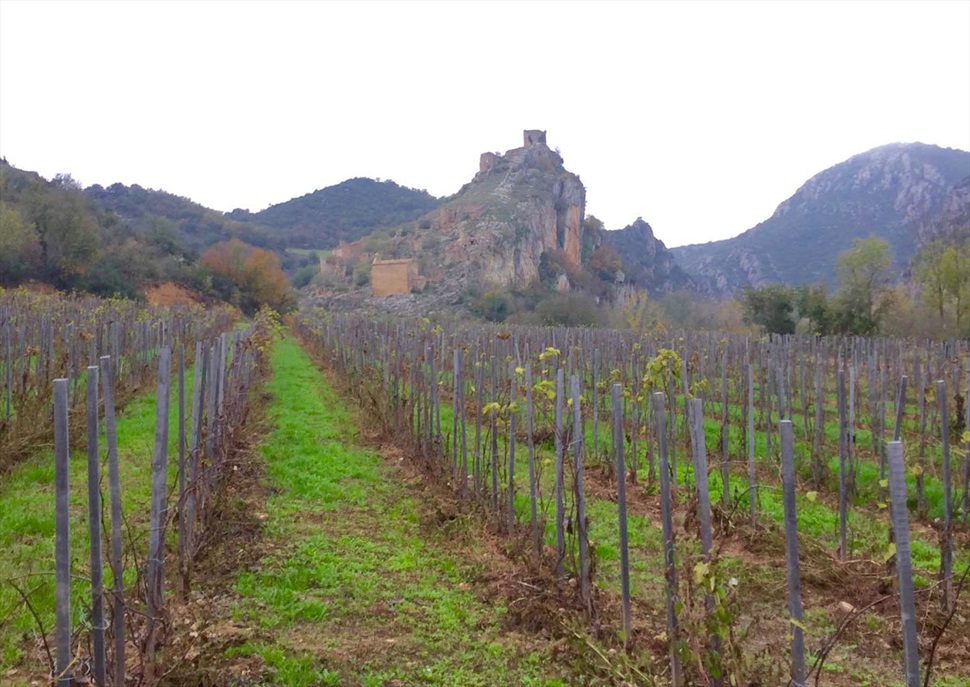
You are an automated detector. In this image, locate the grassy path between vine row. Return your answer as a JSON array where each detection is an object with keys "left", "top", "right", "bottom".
[{"left": 218, "top": 337, "right": 569, "bottom": 686}]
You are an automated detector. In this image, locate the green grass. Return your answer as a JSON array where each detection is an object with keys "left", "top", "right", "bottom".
[
  {"left": 286, "top": 248, "right": 329, "bottom": 258},
  {"left": 0, "top": 364, "right": 192, "bottom": 678},
  {"left": 226, "top": 337, "right": 566, "bottom": 686}
]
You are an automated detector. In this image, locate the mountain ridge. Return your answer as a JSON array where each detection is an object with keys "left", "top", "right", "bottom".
[{"left": 670, "top": 142, "right": 970, "bottom": 294}]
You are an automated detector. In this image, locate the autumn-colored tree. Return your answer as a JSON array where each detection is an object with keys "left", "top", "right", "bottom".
[
  {"left": 587, "top": 244, "right": 624, "bottom": 281},
  {"left": 201, "top": 238, "right": 250, "bottom": 281},
  {"left": 201, "top": 238, "right": 294, "bottom": 313},
  {"left": 242, "top": 248, "right": 292, "bottom": 310}
]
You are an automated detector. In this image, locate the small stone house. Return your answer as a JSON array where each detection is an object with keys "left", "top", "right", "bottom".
[{"left": 371, "top": 257, "right": 421, "bottom": 297}]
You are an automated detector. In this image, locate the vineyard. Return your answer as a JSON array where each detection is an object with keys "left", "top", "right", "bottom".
[
  {"left": 1, "top": 288, "right": 969, "bottom": 686},
  {"left": 291, "top": 310, "right": 970, "bottom": 687}
]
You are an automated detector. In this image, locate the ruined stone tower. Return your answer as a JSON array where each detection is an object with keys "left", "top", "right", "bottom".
[{"left": 523, "top": 130, "right": 547, "bottom": 148}]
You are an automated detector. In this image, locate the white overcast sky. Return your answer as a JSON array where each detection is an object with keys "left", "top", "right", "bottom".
[{"left": 1, "top": 1, "right": 968, "bottom": 248}]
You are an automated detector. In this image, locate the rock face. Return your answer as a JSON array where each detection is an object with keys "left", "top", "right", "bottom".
[
  {"left": 670, "top": 143, "right": 970, "bottom": 294},
  {"left": 429, "top": 132, "right": 587, "bottom": 288},
  {"left": 917, "top": 176, "right": 970, "bottom": 245},
  {"left": 601, "top": 218, "right": 692, "bottom": 294}
]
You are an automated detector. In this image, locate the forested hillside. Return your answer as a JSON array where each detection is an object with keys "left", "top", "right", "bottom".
[
  {"left": 85, "top": 182, "right": 282, "bottom": 253},
  {"left": 1, "top": 161, "right": 208, "bottom": 298},
  {"left": 0, "top": 160, "right": 294, "bottom": 313}
]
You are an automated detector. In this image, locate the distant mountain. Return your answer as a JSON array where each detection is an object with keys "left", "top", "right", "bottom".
[
  {"left": 228, "top": 178, "right": 442, "bottom": 249},
  {"left": 670, "top": 143, "right": 970, "bottom": 294},
  {"left": 601, "top": 218, "right": 692, "bottom": 294}
]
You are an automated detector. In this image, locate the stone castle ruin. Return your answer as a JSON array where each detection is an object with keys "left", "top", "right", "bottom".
[{"left": 523, "top": 129, "right": 546, "bottom": 148}]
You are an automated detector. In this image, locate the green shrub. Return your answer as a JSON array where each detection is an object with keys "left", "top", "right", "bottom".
[{"left": 533, "top": 293, "right": 606, "bottom": 327}]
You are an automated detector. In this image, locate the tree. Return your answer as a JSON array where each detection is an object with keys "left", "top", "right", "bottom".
[
  {"left": 793, "top": 284, "right": 831, "bottom": 334},
  {"left": 202, "top": 238, "right": 295, "bottom": 313},
  {"left": 587, "top": 245, "right": 624, "bottom": 282},
  {"left": 476, "top": 290, "right": 514, "bottom": 322},
  {"left": 941, "top": 239, "right": 970, "bottom": 336},
  {"left": 22, "top": 181, "right": 100, "bottom": 283},
  {"left": 0, "top": 202, "right": 41, "bottom": 284},
  {"left": 831, "top": 235, "right": 894, "bottom": 335},
  {"left": 242, "top": 247, "right": 293, "bottom": 311},
  {"left": 741, "top": 284, "right": 796, "bottom": 334},
  {"left": 922, "top": 238, "right": 970, "bottom": 336},
  {"left": 533, "top": 293, "right": 606, "bottom": 327}
]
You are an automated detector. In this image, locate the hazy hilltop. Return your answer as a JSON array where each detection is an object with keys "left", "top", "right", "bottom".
[
  {"left": 228, "top": 178, "right": 441, "bottom": 249},
  {"left": 670, "top": 143, "right": 970, "bottom": 294}
]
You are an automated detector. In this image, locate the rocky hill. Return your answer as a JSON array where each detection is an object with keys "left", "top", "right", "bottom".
[
  {"left": 670, "top": 143, "right": 970, "bottom": 294},
  {"left": 228, "top": 177, "right": 441, "bottom": 249},
  {"left": 600, "top": 218, "right": 692, "bottom": 294},
  {"left": 427, "top": 130, "right": 589, "bottom": 288}
]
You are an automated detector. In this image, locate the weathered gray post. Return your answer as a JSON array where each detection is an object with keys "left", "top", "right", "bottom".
[
  {"left": 963, "top": 360, "right": 970, "bottom": 521},
  {"left": 887, "top": 440, "right": 920, "bottom": 687},
  {"left": 937, "top": 379, "right": 954, "bottom": 612},
  {"left": 146, "top": 347, "right": 172, "bottom": 667},
  {"left": 720, "top": 352, "right": 729, "bottom": 507},
  {"left": 554, "top": 368, "right": 566, "bottom": 571},
  {"left": 592, "top": 348, "right": 599, "bottom": 462},
  {"left": 572, "top": 375, "right": 592, "bottom": 615},
  {"left": 525, "top": 365, "right": 540, "bottom": 555},
  {"left": 453, "top": 348, "right": 461, "bottom": 483},
  {"left": 99, "top": 355, "right": 125, "bottom": 687},
  {"left": 86, "top": 366, "right": 107, "bottom": 686},
  {"left": 490, "top": 358, "right": 499, "bottom": 511},
  {"left": 746, "top": 363, "right": 756, "bottom": 525},
  {"left": 654, "top": 391, "right": 682, "bottom": 685},
  {"left": 612, "top": 383, "right": 631, "bottom": 643},
  {"left": 689, "top": 397, "right": 721, "bottom": 686},
  {"left": 507, "top": 361, "right": 516, "bottom": 533},
  {"left": 177, "top": 343, "right": 187, "bottom": 588},
  {"left": 837, "top": 368, "right": 848, "bottom": 559},
  {"left": 53, "top": 378, "right": 73, "bottom": 687},
  {"left": 780, "top": 420, "right": 804, "bottom": 686},
  {"left": 186, "top": 341, "right": 206, "bottom": 559}
]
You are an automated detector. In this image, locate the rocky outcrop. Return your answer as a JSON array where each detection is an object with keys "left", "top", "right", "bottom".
[
  {"left": 601, "top": 218, "right": 692, "bottom": 294},
  {"left": 671, "top": 143, "right": 970, "bottom": 294},
  {"left": 427, "top": 134, "right": 587, "bottom": 288},
  {"left": 917, "top": 176, "right": 970, "bottom": 245}
]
